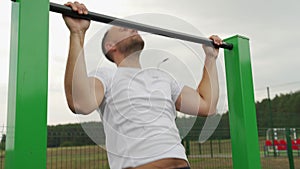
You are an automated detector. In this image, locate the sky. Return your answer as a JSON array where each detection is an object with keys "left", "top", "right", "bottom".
[{"left": 1, "top": 0, "right": 300, "bottom": 126}]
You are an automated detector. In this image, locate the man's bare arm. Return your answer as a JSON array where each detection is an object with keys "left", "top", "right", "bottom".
[
  {"left": 63, "top": 2, "right": 104, "bottom": 114},
  {"left": 175, "top": 35, "right": 221, "bottom": 116}
]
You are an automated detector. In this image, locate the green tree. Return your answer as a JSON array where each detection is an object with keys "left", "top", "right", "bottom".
[
  {"left": 0, "top": 134, "right": 5, "bottom": 150},
  {"left": 255, "top": 90, "right": 300, "bottom": 128}
]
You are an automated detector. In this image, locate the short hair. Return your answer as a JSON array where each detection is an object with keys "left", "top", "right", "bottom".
[{"left": 101, "top": 30, "right": 114, "bottom": 62}]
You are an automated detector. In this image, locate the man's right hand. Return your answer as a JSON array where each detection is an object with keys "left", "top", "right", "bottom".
[
  {"left": 63, "top": 2, "right": 104, "bottom": 115},
  {"left": 63, "top": 1, "right": 90, "bottom": 34}
]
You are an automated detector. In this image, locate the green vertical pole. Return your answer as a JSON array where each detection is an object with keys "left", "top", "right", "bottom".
[
  {"left": 198, "top": 143, "right": 202, "bottom": 155},
  {"left": 224, "top": 35, "right": 261, "bottom": 169},
  {"left": 186, "top": 137, "right": 190, "bottom": 156},
  {"left": 286, "top": 128, "right": 295, "bottom": 169},
  {"left": 218, "top": 139, "right": 221, "bottom": 153},
  {"left": 5, "top": 1, "right": 49, "bottom": 169},
  {"left": 210, "top": 140, "right": 213, "bottom": 158}
]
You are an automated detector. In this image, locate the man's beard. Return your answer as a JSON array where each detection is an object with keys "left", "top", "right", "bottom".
[{"left": 116, "top": 35, "right": 145, "bottom": 56}]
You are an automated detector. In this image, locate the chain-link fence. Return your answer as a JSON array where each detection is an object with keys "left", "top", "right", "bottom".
[
  {"left": 1, "top": 127, "right": 300, "bottom": 169},
  {"left": 0, "top": 117, "right": 300, "bottom": 169},
  {"left": 45, "top": 127, "right": 300, "bottom": 169}
]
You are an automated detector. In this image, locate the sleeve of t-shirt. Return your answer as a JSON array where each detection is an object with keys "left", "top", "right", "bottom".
[
  {"left": 88, "top": 67, "right": 113, "bottom": 94},
  {"left": 171, "top": 79, "right": 185, "bottom": 103}
]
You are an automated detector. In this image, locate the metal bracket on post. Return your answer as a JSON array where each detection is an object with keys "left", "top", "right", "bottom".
[{"left": 224, "top": 35, "right": 262, "bottom": 169}]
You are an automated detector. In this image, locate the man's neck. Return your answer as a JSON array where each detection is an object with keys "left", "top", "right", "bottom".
[{"left": 117, "top": 53, "right": 141, "bottom": 68}]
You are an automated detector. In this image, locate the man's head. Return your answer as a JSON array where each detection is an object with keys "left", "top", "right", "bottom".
[{"left": 101, "top": 26, "right": 145, "bottom": 63}]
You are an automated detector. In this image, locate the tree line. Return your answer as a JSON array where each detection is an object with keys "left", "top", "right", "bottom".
[
  {"left": 0, "top": 90, "right": 299, "bottom": 149},
  {"left": 187, "top": 90, "right": 300, "bottom": 140}
]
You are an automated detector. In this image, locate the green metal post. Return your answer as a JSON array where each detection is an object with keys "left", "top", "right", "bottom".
[
  {"left": 286, "top": 128, "right": 295, "bottom": 169},
  {"left": 186, "top": 138, "right": 190, "bottom": 156},
  {"left": 210, "top": 140, "right": 213, "bottom": 158},
  {"left": 218, "top": 139, "right": 221, "bottom": 153},
  {"left": 224, "top": 35, "right": 262, "bottom": 169},
  {"left": 5, "top": 1, "right": 49, "bottom": 169},
  {"left": 198, "top": 143, "right": 202, "bottom": 155}
]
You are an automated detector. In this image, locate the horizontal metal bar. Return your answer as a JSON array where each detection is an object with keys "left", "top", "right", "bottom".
[{"left": 50, "top": 2, "right": 233, "bottom": 50}]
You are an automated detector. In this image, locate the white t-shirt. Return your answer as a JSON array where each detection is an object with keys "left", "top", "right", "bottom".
[{"left": 90, "top": 67, "right": 188, "bottom": 169}]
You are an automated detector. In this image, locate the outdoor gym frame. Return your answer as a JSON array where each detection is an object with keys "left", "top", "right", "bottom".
[{"left": 6, "top": 0, "right": 261, "bottom": 169}]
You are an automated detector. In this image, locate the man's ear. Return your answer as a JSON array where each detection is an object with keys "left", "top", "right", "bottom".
[{"left": 105, "top": 43, "right": 116, "bottom": 54}]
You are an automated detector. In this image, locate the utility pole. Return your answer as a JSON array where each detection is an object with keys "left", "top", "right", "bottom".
[{"left": 267, "top": 87, "right": 277, "bottom": 157}]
